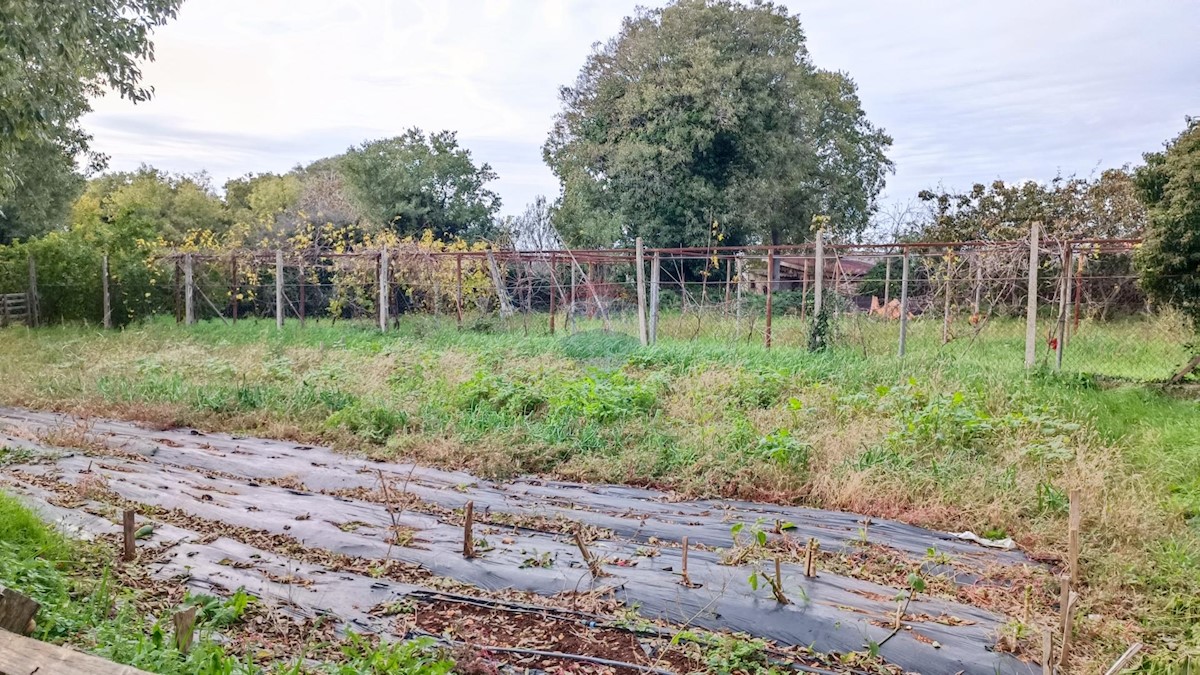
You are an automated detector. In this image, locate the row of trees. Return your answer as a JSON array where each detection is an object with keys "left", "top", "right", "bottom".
[{"left": 0, "top": 0, "right": 1196, "bottom": 355}]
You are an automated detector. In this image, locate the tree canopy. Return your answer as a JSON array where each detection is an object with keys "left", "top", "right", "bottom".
[
  {"left": 543, "top": 0, "right": 892, "bottom": 249},
  {"left": 1135, "top": 119, "right": 1200, "bottom": 334},
  {"left": 912, "top": 169, "right": 1147, "bottom": 242},
  {"left": 0, "top": 0, "right": 181, "bottom": 197},
  {"left": 339, "top": 129, "right": 501, "bottom": 241}
]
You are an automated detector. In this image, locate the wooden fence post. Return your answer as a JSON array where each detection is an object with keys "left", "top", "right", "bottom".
[
  {"left": 898, "top": 249, "right": 910, "bottom": 357},
  {"left": 275, "top": 249, "right": 284, "bottom": 330},
  {"left": 764, "top": 248, "right": 774, "bottom": 349},
  {"left": 378, "top": 247, "right": 389, "bottom": 331},
  {"left": 184, "top": 253, "right": 195, "bottom": 326},
  {"left": 102, "top": 254, "right": 112, "bottom": 329},
  {"left": 649, "top": 252, "right": 660, "bottom": 345},
  {"left": 813, "top": 231, "right": 825, "bottom": 313},
  {"left": 636, "top": 237, "right": 648, "bottom": 346},
  {"left": 26, "top": 254, "right": 38, "bottom": 327},
  {"left": 1024, "top": 221, "right": 1040, "bottom": 368}
]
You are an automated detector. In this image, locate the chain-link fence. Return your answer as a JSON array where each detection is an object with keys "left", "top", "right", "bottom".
[{"left": 3, "top": 229, "right": 1191, "bottom": 382}]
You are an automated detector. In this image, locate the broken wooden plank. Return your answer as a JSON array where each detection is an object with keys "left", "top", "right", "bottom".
[{"left": 0, "top": 628, "right": 154, "bottom": 675}]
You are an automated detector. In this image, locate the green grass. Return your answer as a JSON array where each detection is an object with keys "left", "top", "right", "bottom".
[{"left": 0, "top": 313, "right": 1198, "bottom": 671}]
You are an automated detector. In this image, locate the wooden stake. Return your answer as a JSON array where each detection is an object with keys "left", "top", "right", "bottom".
[
  {"left": 1041, "top": 628, "right": 1053, "bottom": 675},
  {"left": 804, "top": 537, "right": 818, "bottom": 577},
  {"left": 680, "top": 536, "right": 694, "bottom": 587},
  {"left": 122, "top": 510, "right": 136, "bottom": 561},
  {"left": 1068, "top": 489, "right": 1081, "bottom": 585},
  {"left": 1103, "top": 643, "right": 1143, "bottom": 675},
  {"left": 1058, "top": 590, "right": 1077, "bottom": 667},
  {"left": 463, "top": 501, "right": 475, "bottom": 559},
  {"left": 1058, "top": 573, "right": 1070, "bottom": 632},
  {"left": 1025, "top": 221, "right": 1040, "bottom": 368},
  {"left": 0, "top": 585, "right": 40, "bottom": 635},
  {"left": 574, "top": 529, "right": 604, "bottom": 578},
  {"left": 771, "top": 557, "right": 789, "bottom": 605},
  {"left": 172, "top": 605, "right": 198, "bottom": 653}
]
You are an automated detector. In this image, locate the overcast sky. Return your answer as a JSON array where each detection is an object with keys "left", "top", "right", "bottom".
[{"left": 83, "top": 0, "right": 1199, "bottom": 218}]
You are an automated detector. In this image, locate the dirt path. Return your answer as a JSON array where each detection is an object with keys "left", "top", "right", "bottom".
[{"left": 0, "top": 408, "right": 1042, "bottom": 674}]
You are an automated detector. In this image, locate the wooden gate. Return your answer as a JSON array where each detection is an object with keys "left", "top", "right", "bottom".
[{"left": 0, "top": 293, "right": 29, "bottom": 327}]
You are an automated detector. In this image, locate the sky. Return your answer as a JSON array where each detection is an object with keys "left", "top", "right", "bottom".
[{"left": 83, "top": 0, "right": 1199, "bottom": 219}]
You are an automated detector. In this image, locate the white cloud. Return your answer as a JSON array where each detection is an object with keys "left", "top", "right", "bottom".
[{"left": 83, "top": 0, "right": 1199, "bottom": 215}]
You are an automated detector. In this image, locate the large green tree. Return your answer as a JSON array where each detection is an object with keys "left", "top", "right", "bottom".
[
  {"left": 543, "top": 0, "right": 892, "bottom": 249},
  {"left": 338, "top": 129, "right": 501, "bottom": 241},
  {"left": 0, "top": 135, "right": 86, "bottom": 243},
  {"left": 0, "top": 0, "right": 181, "bottom": 197},
  {"left": 1135, "top": 119, "right": 1200, "bottom": 379}
]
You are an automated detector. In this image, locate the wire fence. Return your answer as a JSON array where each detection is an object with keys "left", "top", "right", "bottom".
[{"left": 0, "top": 227, "right": 1191, "bottom": 381}]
